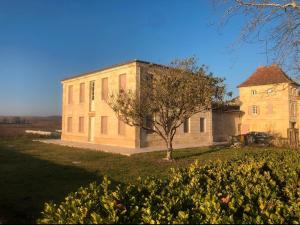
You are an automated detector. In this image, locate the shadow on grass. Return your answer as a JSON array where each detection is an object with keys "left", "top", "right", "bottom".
[
  {"left": 174, "top": 145, "right": 229, "bottom": 160},
  {"left": 0, "top": 146, "right": 120, "bottom": 224}
]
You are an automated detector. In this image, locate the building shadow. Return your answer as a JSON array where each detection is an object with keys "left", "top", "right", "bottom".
[{"left": 0, "top": 146, "right": 120, "bottom": 224}]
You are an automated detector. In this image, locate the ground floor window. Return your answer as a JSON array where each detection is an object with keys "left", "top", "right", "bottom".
[
  {"left": 183, "top": 118, "right": 190, "bottom": 133},
  {"left": 118, "top": 118, "right": 126, "bottom": 136},
  {"left": 200, "top": 117, "right": 205, "bottom": 133},
  {"left": 78, "top": 117, "right": 84, "bottom": 133},
  {"left": 67, "top": 117, "right": 72, "bottom": 133},
  {"left": 101, "top": 116, "right": 108, "bottom": 135}
]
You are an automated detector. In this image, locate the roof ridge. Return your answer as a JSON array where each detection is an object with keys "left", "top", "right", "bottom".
[{"left": 238, "top": 65, "right": 299, "bottom": 88}]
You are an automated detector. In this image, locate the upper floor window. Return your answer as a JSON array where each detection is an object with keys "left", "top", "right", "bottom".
[
  {"left": 90, "top": 81, "right": 95, "bottom": 101},
  {"left": 252, "top": 105, "right": 258, "bottom": 115},
  {"left": 183, "top": 118, "right": 190, "bottom": 133},
  {"left": 251, "top": 90, "right": 257, "bottom": 96},
  {"left": 200, "top": 117, "right": 206, "bottom": 133},
  {"left": 293, "top": 88, "right": 298, "bottom": 96},
  {"left": 101, "top": 78, "right": 108, "bottom": 101},
  {"left": 68, "top": 85, "right": 73, "bottom": 104},
  {"left": 79, "top": 83, "right": 85, "bottom": 103},
  {"left": 290, "top": 102, "right": 297, "bottom": 117},
  {"left": 119, "top": 74, "right": 126, "bottom": 93}
]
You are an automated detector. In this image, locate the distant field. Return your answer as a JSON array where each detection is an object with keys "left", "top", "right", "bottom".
[{"left": 0, "top": 116, "right": 61, "bottom": 137}]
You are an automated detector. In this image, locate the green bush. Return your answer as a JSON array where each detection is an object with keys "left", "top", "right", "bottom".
[{"left": 38, "top": 151, "right": 300, "bottom": 224}]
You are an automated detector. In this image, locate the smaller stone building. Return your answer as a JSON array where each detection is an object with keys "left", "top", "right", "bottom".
[{"left": 238, "top": 65, "right": 300, "bottom": 138}]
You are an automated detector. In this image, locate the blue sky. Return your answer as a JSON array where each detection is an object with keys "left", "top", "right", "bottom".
[{"left": 0, "top": 0, "right": 269, "bottom": 116}]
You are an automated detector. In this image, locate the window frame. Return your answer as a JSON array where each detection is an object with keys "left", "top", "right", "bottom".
[
  {"left": 183, "top": 118, "right": 190, "bottom": 133},
  {"left": 200, "top": 117, "right": 206, "bottom": 133},
  {"left": 68, "top": 85, "right": 73, "bottom": 104},
  {"left": 101, "top": 116, "right": 108, "bottom": 135},
  {"left": 67, "top": 117, "right": 72, "bottom": 133},
  {"left": 252, "top": 105, "right": 258, "bottom": 115},
  {"left": 118, "top": 118, "right": 126, "bottom": 136},
  {"left": 101, "top": 77, "right": 108, "bottom": 101},
  {"left": 79, "top": 83, "right": 85, "bottom": 103},
  {"left": 251, "top": 90, "right": 257, "bottom": 96},
  {"left": 78, "top": 116, "right": 84, "bottom": 133},
  {"left": 119, "top": 74, "right": 126, "bottom": 94}
]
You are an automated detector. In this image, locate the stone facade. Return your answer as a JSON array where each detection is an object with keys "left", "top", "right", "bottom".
[
  {"left": 61, "top": 60, "right": 213, "bottom": 149},
  {"left": 238, "top": 65, "right": 300, "bottom": 138},
  {"left": 239, "top": 83, "right": 299, "bottom": 137},
  {"left": 212, "top": 109, "right": 242, "bottom": 142}
]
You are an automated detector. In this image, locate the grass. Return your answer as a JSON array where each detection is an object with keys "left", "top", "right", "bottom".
[{"left": 0, "top": 138, "right": 286, "bottom": 224}]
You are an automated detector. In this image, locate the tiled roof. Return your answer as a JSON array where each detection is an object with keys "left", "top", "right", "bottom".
[{"left": 238, "top": 64, "right": 299, "bottom": 87}]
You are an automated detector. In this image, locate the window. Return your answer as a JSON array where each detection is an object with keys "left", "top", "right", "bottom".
[
  {"left": 251, "top": 90, "right": 257, "bottom": 96},
  {"left": 252, "top": 105, "right": 258, "bottom": 115},
  {"left": 118, "top": 118, "right": 126, "bottom": 136},
  {"left": 200, "top": 118, "right": 205, "bottom": 133},
  {"left": 293, "top": 88, "right": 298, "bottom": 96},
  {"left": 183, "top": 118, "right": 190, "bottom": 133},
  {"left": 68, "top": 85, "right": 73, "bottom": 104},
  {"left": 101, "top": 116, "right": 108, "bottom": 135},
  {"left": 145, "top": 115, "right": 155, "bottom": 134},
  {"left": 119, "top": 74, "right": 126, "bottom": 93},
  {"left": 67, "top": 117, "right": 72, "bottom": 132},
  {"left": 79, "top": 83, "right": 85, "bottom": 103},
  {"left": 90, "top": 81, "right": 95, "bottom": 101},
  {"left": 291, "top": 102, "right": 296, "bottom": 117},
  {"left": 101, "top": 78, "right": 108, "bottom": 101},
  {"left": 90, "top": 81, "right": 96, "bottom": 111},
  {"left": 78, "top": 117, "right": 84, "bottom": 133}
]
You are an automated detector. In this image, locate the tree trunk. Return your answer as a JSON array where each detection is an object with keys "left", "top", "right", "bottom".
[{"left": 166, "top": 141, "right": 174, "bottom": 161}]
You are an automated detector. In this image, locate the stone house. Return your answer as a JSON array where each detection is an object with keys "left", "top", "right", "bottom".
[{"left": 61, "top": 60, "right": 213, "bottom": 149}]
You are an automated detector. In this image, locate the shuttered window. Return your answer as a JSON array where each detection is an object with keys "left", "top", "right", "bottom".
[
  {"left": 119, "top": 74, "right": 126, "bottom": 93},
  {"left": 68, "top": 85, "right": 73, "bottom": 104},
  {"left": 183, "top": 119, "right": 190, "bottom": 133},
  {"left": 101, "top": 78, "right": 108, "bottom": 101},
  {"left": 118, "top": 118, "right": 126, "bottom": 136},
  {"left": 78, "top": 117, "right": 84, "bottom": 133},
  {"left": 79, "top": 83, "right": 85, "bottom": 103},
  {"left": 101, "top": 116, "right": 108, "bottom": 135},
  {"left": 200, "top": 118, "right": 205, "bottom": 133},
  {"left": 67, "top": 117, "right": 72, "bottom": 132}
]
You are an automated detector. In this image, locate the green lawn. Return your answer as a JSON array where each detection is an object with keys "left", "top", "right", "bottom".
[{"left": 0, "top": 138, "right": 284, "bottom": 224}]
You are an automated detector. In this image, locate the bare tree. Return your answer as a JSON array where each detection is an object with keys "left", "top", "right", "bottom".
[
  {"left": 108, "top": 57, "right": 225, "bottom": 160},
  {"left": 215, "top": 0, "right": 300, "bottom": 74}
]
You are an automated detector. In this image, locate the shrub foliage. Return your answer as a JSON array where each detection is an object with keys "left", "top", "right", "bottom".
[{"left": 38, "top": 150, "right": 300, "bottom": 224}]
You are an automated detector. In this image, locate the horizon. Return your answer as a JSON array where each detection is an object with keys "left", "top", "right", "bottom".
[{"left": 0, "top": 0, "right": 279, "bottom": 116}]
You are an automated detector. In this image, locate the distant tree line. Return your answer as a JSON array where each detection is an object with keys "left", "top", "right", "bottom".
[{"left": 0, "top": 117, "right": 31, "bottom": 124}]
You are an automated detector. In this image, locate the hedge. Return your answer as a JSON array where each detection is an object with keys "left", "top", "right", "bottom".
[{"left": 38, "top": 150, "right": 300, "bottom": 224}]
